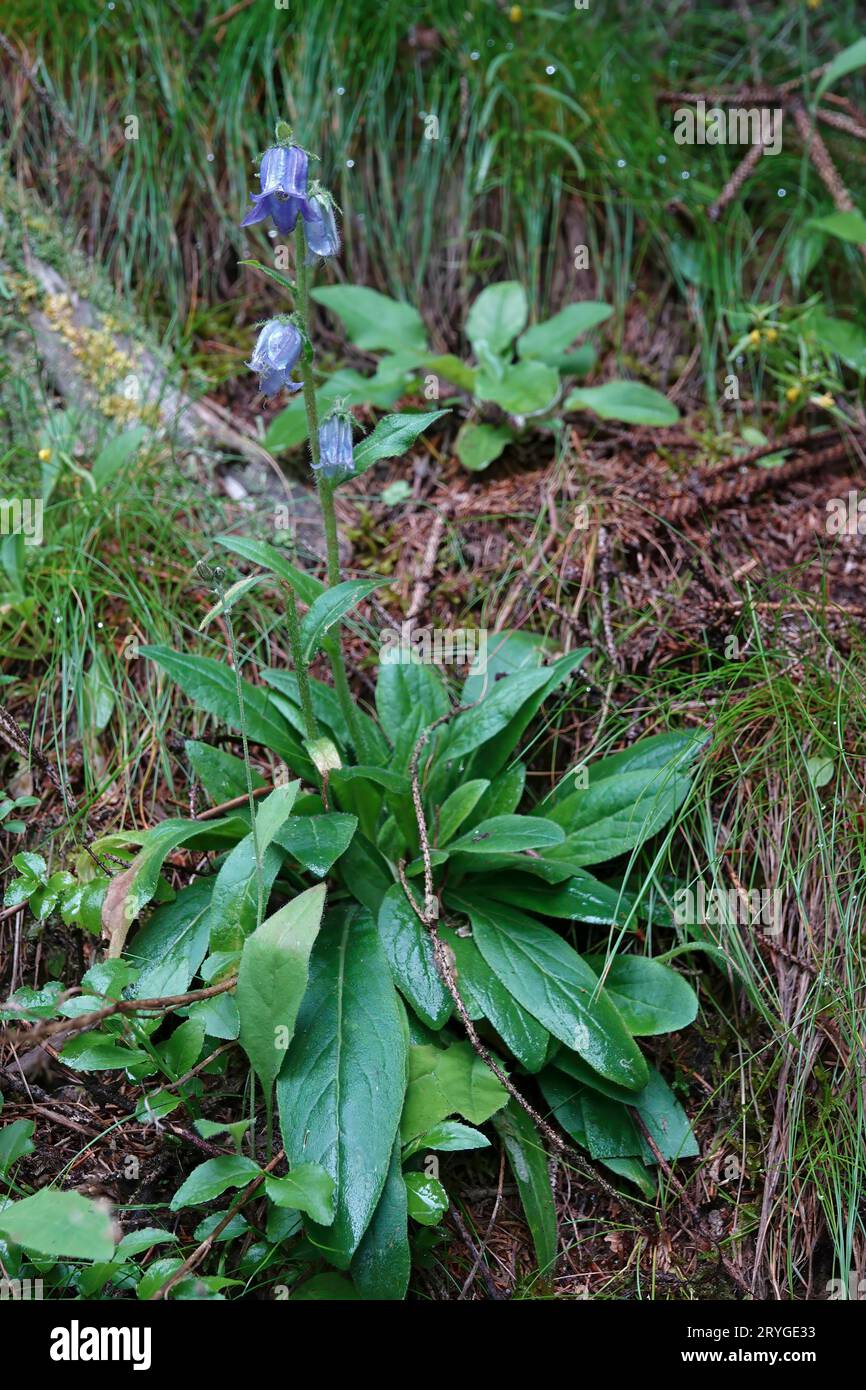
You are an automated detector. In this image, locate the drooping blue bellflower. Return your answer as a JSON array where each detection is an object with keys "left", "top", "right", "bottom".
[
  {"left": 314, "top": 406, "right": 354, "bottom": 477},
  {"left": 242, "top": 144, "right": 310, "bottom": 234},
  {"left": 248, "top": 318, "right": 303, "bottom": 397},
  {"left": 303, "top": 186, "right": 341, "bottom": 263}
]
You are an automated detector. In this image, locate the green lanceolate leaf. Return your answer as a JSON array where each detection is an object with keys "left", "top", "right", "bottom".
[
  {"left": 204, "top": 784, "right": 299, "bottom": 950},
  {"left": 442, "top": 926, "right": 549, "bottom": 1072},
  {"left": 537, "top": 1068, "right": 656, "bottom": 1196},
  {"left": 216, "top": 535, "right": 325, "bottom": 606},
  {"left": 198, "top": 574, "right": 266, "bottom": 631},
  {"left": 448, "top": 814, "right": 564, "bottom": 856},
  {"left": 277, "top": 905, "right": 408, "bottom": 1267},
  {"left": 185, "top": 739, "right": 268, "bottom": 805},
  {"left": 140, "top": 646, "right": 307, "bottom": 768},
  {"left": 493, "top": 1101, "right": 558, "bottom": 1278},
  {"left": 376, "top": 658, "right": 450, "bottom": 734},
  {"left": 583, "top": 955, "right": 698, "bottom": 1035},
  {"left": 351, "top": 410, "right": 450, "bottom": 481},
  {"left": 299, "top": 579, "right": 380, "bottom": 661},
  {"left": 237, "top": 883, "right": 327, "bottom": 1092},
  {"left": 436, "top": 779, "right": 490, "bottom": 845},
  {"left": 457, "top": 895, "right": 648, "bottom": 1092},
  {"left": 518, "top": 302, "right": 612, "bottom": 362},
  {"left": 126, "top": 879, "right": 214, "bottom": 998},
  {"left": 483, "top": 869, "right": 638, "bottom": 925},
  {"left": 350, "top": 1139, "right": 410, "bottom": 1300},
  {"left": 378, "top": 883, "right": 451, "bottom": 1030}
]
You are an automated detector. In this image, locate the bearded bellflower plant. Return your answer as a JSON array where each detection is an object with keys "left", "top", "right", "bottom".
[{"left": 29, "top": 116, "right": 705, "bottom": 1301}]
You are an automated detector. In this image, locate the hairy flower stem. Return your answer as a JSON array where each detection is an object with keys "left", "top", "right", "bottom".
[
  {"left": 293, "top": 218, "right": 367, "bottom": 759},
  {"left": 224, "top": 608, "right": 263, "bottom": 927},
  {"left": 283, "top": 581, "right": 318, "bottom": 741}
]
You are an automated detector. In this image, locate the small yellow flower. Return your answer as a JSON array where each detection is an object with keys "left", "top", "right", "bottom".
[
  {"left": 785, "top": 385, "right": 801, "bottom": 404},
  {"left": 764, "top": 327, "right": 778, "bottom": 343},
  {"left": 748, "top": 329, "right": 761, "bottom": 346},
  {"left": 807, "top": 0, "right": 821, "bottom": 10},
  {"left": 38, "top": 447, "right": 52, "bottom": 462},
  {"left": 814, "top": 392, "right": 835, "bottom": 409},
  {"left": 509, "top": 4, "right": 523, "bottom": 20}
]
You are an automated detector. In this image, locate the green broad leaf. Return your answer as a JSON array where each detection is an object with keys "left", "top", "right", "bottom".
[
  {"left": 422, "top": 353, "right": 478, "bottom": 391},
  {"left": 275, "top": 813, "right": 357, "bottom": 877},
  {"left": 378, "top": 883, "right": 452, "bottom": 1030},
  {"left": 140, "top": 646, "right": 307, "bottom": 769},
  {"left": 456, "top": 421, "right": 513, "bottom": 471},
  {"left": 127, "top": 879, "right": 214, "bottom": 999},
  {"left": 299, "top": 579, "right": 380, "bottom": 662},
  {"left": 459, "top": 896, "right": 648, "bottom": 1092},
  {"left": 579, "top": 1087, "right": 642, "bottom": 1159},
  {"left": 436, "top": 779, "right": 490, "bottom": 845},
  {"left": 182, "top": 992, "right": 239, "bottom": 1040},
  {"left": 198, "top": 574, "right": 267, "bottom": 631},
  {"left": 116, "top": 1227, "right": 180, "bottom": 1258},
  {"left": 215, "top": 535, "right": 325, "bottom": 607},
  {"left": 59, "top": 1033, "right": 150, "bottom": 1071},
  {"left": 92, "top": 426, "right": 150, "bottom": 489},
  {"left": 484, "top": 869, "right": 638, "bottom": 925},
  {"left": 449, "top": 814, "right": 565, "bottom": 856},
  {"left": 265, "top": 1165, "right": 335, "bottom": 1225},
  {"left": 402, "top": 1121, "right": 491, "bottom": 1160},
  {"left": 442, "top": 926, "right": 550, "bottom": 1073},
  {"left": 808, "top": 209, "right": 866, "bottom": 245},
  {"left": 263, "top": 667, "right": 356, "bottom": 750},
  {"left": 311, "top": 284, "right": 428, "bottom": 353},
  {"left": 277, "top": 905, "right": 408, "bottom": 1267},
  {"left": 809, "top": 313, "right": 866, "bottom": 373},
  {"left": 0, "top": 980, "right": 65, "bottom": 1021},
  {"left": 59, "top": 879, "right": 107, "bottom": 934},
  {"left": 583, "top": 955, "right": 698, "bottom": 1036},
  {"left": 815, "top": 37, "right": 866, "bottom": 102},
  {"left": 158, "top": 1018, "right": 205, "bottom": 1077},
  {"left": 547, "top": 767, "right": 692, "bottom": 866},
  {"left": 565, "top": 380, "right": 679, "bottom": 426},
  {"left": 351, "top": 410, "right": 451, "bottom": 481},
  {"left": 466, "top": 281, "right": 528, "bottom": 355},
  {"left": 0, "top": 1119, "right": 35, "bottom": 1174},
  {"left": 185, "top": 739, "right": 268, "bottom": 806},
  {"left": 290, "top": 1273, "right": 360, "bottom": 1300},
  {"left": 405, "top": 1173, "right": 448, "bottom": 1226},
  {"left": 170, "top": 1155, "right": 262, "bottom": 1210},
  {"left": 13, "top": 851, "right": 47, "bottom": 883},
  {"left": 350, "top": 1139, "right": 410, "bottom": 1300},
  {"left": 400, "top": 1040, "right": 508, "bottom": 1142},
  {"left": 476, "top": 359, "right": 560, "bottom": 414},
  {"left": 203, "top": 784, "right": 299, "bottom": 951},
  {"left": 0, "top": 1189, "right": 115, "bottom": 1260},
  {"left": 492, "top": 1102, "right": 557, "bottom": 1278},
  {"left": 237, "top": 883, "right": 327, "bottom": 1092},
  {"left": 518, "top": 302, "right": 612, "bottom": 361}
]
